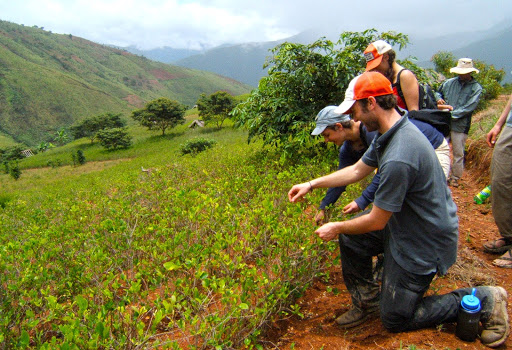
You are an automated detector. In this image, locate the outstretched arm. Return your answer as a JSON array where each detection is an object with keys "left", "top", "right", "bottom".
[{"left": 288, "top": 159, "right": 375, "bottom": 203}]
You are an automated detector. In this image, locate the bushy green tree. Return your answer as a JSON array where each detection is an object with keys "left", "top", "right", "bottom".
[
  {"left": 0, "top": 145, "right": 25, "bottom": 163},
  {"left": 96, "top": 128, "right": 132, "bottom": 150},
  {"left": 71, "top": 150, "right": 86, "bottom": 166},
  {"left": 9, "top": 161, "right": 21, "bottom": 180},
  {"left": 231, "top": 29, "right": 408, "bottom": 156},
  {"left": 431, "top": 52, "right": 505, "bottom": 111},
  {"left": 71, "top": 112, "right": 126, "bottom": 143},
  {"left": 131, "top": 98, "right": 186, "bottom": 136},
  {"left": 196, "top": 91, "right": 235, "bottom": 128}
]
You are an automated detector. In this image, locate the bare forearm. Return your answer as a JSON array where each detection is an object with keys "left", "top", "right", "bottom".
[
  {"left": 310, "top": 161, "right": 373, "bottom": 190},
  {"left": 314, "top": 205, "right": 391, "bottom": 241},
  {"left": 495, "top": 95, "right": 512, "bottom": 130}
]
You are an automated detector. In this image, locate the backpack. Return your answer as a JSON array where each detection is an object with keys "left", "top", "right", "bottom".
[
  {"left": 408, "top": 109, "right": 452, "bottom": 137},
  {"left": 396, "top": 69, "right": 438, "bottom": 110}
]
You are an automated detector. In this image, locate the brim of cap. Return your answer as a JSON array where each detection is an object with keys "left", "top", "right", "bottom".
[
  {"left": 450, "top": 67, "right": 480, "bottom": 74},
  {"left": 365, "top": 55, "right": 383, "bottom": 71},
  {"left": 334, "top": 100, "right": 355, "bottom": 115},
  {"left": 311, "top": 125, "right": 327, "bottom": 136}
]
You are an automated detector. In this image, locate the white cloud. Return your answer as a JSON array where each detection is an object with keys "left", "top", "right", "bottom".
[{"left": 0, "top": 0, "right": 511, "bottom": 49}]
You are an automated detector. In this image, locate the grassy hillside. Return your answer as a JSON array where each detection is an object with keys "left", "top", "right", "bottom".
[{"left": 0, "top": 20, "right": 252, "bottom": 146}]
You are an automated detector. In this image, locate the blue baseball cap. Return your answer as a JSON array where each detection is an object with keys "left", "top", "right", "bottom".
[{"left": 311, "top": 106, "right": 351, "bottom": 136}]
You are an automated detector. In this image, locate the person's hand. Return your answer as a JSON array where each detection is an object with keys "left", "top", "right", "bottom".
[
  {"left": 342, "top": 201, "right": 361, "bottom": 214},
  {"left": 288, "top": 183, "right": 311, "bottom": 203},
  {"left": 314, "top": 222, "right": 341, "bottom": 241},
  {"left": 487, "top": 126, "right": 502, "bottom": 147},
  {"left": 314, "top": 210, "right": 325, "bottom": 225},
  {"left": 437, "top": 104, "right": 453, "bottom": 111},
  {"left": 437, "top": 98, "right": 447, "bottom": 106}
]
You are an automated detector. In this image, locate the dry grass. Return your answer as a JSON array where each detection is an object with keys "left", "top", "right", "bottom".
[
  {"left": 447, "top": 246, "right": 496, "bottom": 286},
  {"left": 465, "top": 94, "right": 510, "bottom": 186}
]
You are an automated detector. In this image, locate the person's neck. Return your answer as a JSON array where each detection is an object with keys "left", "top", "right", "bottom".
[
  {"left": 347, "top": 121, "right": 361, "bottom": 142},
  {"left": 378, "top": 108, "right": 402, "bottom": 134}
]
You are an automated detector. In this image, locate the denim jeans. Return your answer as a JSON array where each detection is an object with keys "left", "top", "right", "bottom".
[{"left": 339, "top": 227, "right": 497, "bottom": 332}]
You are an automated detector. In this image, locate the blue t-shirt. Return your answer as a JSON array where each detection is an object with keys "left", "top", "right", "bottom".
[{"left": 362, "top": 115, "right": 458, "bottom": 275}]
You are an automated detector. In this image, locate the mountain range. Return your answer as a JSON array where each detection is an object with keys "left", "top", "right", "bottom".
[
  {"left": 0, "top": 20, "right": 251, "bottom": 146},
  {"left": 125, "top": 22, "right": 512, "bottom": 87}
]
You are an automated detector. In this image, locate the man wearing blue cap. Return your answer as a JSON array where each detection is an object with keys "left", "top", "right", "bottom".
[{"left": 312, "top": 105, "right": 450, "bottom": 226}]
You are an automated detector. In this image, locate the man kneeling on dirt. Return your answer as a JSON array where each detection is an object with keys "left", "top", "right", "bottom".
[{"left": 288, "top": 72, "right": 509, "bottom": 348}]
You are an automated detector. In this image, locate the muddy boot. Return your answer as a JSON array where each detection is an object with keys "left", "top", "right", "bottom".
[
  {"left": 481, "top": 287, "right": 509, "bottom": 348},
  {"left": 335, "top": 305, "right": 379, "bottom": 329}
]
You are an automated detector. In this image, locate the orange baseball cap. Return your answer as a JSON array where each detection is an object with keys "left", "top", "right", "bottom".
[
  {"left": 334, "top": 72, "right": 393, "bottom": 114},
  {"left": 364, "top": 40, "right": 392, "bottom": 71}
]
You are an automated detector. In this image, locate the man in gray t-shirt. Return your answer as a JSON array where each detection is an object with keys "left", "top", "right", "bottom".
[{"left": 288, "top": 72, "right": 508, "bottom": 348}]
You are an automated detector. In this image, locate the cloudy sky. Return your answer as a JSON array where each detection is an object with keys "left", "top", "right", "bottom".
[{"left": 1, "top": 0, "right": 511, "bottom": 50}]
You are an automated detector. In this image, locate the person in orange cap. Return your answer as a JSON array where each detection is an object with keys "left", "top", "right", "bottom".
[{"left": 288, "top": 72, "right": 508, "bottom": 347}]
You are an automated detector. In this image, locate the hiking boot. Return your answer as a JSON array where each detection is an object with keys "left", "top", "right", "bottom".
[
  {"left": 448, "top": 177, "right": 459, "bottom": 188},
  {"left": 335, "top": 305, "right": 379, "bottom": 329},
  {"left": 481, "top": 287, "right": 509, "bottom": 348}
]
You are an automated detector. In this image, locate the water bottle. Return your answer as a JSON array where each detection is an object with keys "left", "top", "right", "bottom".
[
  {"left": 474, "top": 185, "right": 491, "bottom": 204},
  {"left": 455, "top": 288, "right": 481, "bottom": 342}
]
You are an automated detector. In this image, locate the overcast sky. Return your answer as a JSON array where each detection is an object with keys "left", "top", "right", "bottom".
[{"left": 1, "top": 0, "right": 511, "bottom": 50}]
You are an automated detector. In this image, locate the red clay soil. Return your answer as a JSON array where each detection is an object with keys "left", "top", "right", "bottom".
[{"left": 263, "top": 163, "right": 511, "bottom": 349}]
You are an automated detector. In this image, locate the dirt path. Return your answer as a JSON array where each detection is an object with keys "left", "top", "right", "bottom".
[{"left": 264, "top": 166, "right": 512, "bottom": 349}]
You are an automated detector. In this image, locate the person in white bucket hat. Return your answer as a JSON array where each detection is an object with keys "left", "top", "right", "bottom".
[{"left": 435, "top": 58, "right": 483, "bottom": 187}]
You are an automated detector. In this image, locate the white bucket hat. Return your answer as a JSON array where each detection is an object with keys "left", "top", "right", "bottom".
[{"left": 450, "top": 58, "right": 480, "bottom": 74}]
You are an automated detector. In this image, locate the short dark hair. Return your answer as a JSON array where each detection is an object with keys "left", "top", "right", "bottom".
[
  {"left": 325, "top": 119, "right": 352, "bottom": 130},
  {"left": 358, "top": 94, "right": 397, "bottom": 111}
]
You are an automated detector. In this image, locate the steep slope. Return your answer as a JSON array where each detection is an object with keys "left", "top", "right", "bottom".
[{"left": 0, "top": 20, "right": 252, "bottom": 145}]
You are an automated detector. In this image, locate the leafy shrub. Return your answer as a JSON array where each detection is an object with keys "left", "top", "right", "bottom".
[
  {"left": 180, "top": 137, "right": 217, "bottom": 155},
  {"left": 76, "top": 150, "right": 86, "bottom": 165},
  {"left": 9, "top": 162, "right": 21, "bottom": 180},
  {"left": 96, "top": 127, "right": 132, "bottom": 150},
  {"left": 71, "top": 150, "right": 86, "bottom": 166}
]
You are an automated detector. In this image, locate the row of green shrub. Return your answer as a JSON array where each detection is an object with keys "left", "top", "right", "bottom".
[{"left": 0, "top": 126, "right": 360, "bottom": 348}]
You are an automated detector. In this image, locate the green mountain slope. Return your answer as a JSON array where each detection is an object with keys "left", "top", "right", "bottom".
[{"left": 0, "top": 20, "right": 252, "bottom": 145}]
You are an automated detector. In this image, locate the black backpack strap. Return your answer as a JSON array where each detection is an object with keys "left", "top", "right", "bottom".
[{"left": 394, "top": 69, "right": 408, "bottom": 110}]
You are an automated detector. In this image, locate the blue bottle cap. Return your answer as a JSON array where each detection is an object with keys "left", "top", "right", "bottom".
[{"left": 461, "top": 288, "right": 481, "bottom": 311}]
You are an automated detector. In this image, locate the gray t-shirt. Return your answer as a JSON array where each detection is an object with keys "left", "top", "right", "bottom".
[{"left": 362, "top": 115, "right": 459, "bottom": 275}]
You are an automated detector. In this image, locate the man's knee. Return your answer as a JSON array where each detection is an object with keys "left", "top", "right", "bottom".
[{"left": 381, "top": 311, "right": 410, "bottom": 333}]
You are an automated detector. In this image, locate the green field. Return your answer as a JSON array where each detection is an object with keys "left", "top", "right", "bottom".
[{"left": 0, "top": 116, "right": 362, "bottom": 349}]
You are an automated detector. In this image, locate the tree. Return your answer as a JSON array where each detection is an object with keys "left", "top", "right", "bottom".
[
  {"left": 131, "top": 98, "right": 186, "bottom": 136},
  {"left": 54, "top": 128, "right": 70, "bottom": 146},
  {"left": 196, "top": 91, "right": 235, "bottom": 128},
  {"left": 71, "top": 112, "right": 126, "bottom": 143},
  {"left": 96, "top": 128, "right": 132, "bottom": 150},
  {"left": 231, "top": 29, "right": 408, "bottom": 156}
]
